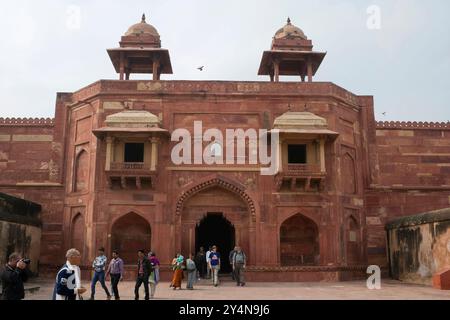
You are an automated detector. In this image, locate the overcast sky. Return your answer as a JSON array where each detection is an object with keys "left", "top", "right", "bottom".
[{"left": 0, "top": 0, "right": 449, "bottom": 121}]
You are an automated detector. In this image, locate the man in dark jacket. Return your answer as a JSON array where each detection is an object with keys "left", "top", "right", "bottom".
[
  {"left": 1, "top": 253, "right": 29, "bottom": 300},
  {"left": 134, "top": 249, "right": 153, "bottom": 300}
]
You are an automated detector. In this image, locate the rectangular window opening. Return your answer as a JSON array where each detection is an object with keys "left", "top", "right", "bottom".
[
  {"left": 124, "top": 143, "right": 145, "bottom": 163},
  {"left": 288, "top": 144, "right": 307, "bottom": 164}
]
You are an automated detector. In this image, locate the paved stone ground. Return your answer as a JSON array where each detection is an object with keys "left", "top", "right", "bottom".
[{"left": 24, "top": 278, "right": 450, "bottom": 300}]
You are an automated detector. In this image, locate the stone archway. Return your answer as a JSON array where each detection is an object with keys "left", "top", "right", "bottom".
[
  {"left": 177, "top": 178, "right": 255, "bottom": 267},
  {"left": 111, "top": 212, "right": 151, "bottom": 264},
  {"left": 176, "top": 177, "right": 256, "bottom": 220},
  {"left": 280, "top": 213, "right": 320, "bottom": 266}
]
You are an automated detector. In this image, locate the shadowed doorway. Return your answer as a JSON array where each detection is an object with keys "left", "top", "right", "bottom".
[{"left": 195, "top": 213, "right": 235, "bottom": 273}]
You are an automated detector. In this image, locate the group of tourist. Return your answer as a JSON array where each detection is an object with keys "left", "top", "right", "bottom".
[
  {"left": 1, "top": 244, "right": 247, "bottom": 300},
  {"left": 51, "top": 247, "right": 159, "bottom": 300},
  {"left": 170, "top": 245, "right": 247, "bottom": 289}
]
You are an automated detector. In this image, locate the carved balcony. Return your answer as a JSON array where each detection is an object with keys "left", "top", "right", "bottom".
[
  {"left": 285, "top": 164, "right": 322, "bottom": 175},
  {"left": 110, "top": 162, "right": 150, "bottom": 172},
  {"left": 106, "top": 162, "right": 157, "bottom": 190},
  {"left": 275, "top": 163, "right": 325, "bottom": 192}
]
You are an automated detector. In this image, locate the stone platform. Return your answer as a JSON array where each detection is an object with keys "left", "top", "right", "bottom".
[{"left": 24, "top": 278, "right": 450, "bottom": 300}]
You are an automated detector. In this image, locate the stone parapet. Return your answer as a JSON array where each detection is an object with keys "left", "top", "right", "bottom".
[
  {"left": 0, "top": 117, "right": 54, "bottom": 126},
  {"left": 376, "top": 121, "right": 450, "bottom": 130}
]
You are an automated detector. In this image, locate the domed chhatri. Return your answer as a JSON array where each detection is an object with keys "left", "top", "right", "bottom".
[
  {"left": 258, "top": 17, "right": 326, "bottom": 83},
  {"left": 107, "top": 14, "right": 173, "bottom": 81},
  {"left": 124, "top": 14, "right": 160, "bottom": 37},
  {"left": 274, "top": 17, "right": 307, "bottom": 40}
]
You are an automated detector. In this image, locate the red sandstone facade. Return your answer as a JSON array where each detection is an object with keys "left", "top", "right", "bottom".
[{"left": 1, "top": 17, "right": 449, "bottom": 281}]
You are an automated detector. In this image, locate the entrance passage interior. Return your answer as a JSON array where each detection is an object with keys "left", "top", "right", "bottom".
[{"left": 195, "top": 213, "right": 235, "bottom": 273}]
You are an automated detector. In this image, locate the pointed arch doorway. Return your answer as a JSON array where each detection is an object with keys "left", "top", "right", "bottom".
[{"left": 195, "top": 213, "right": 235, "bottom": 273}]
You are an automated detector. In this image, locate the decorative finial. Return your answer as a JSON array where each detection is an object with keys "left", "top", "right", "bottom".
[
  {"left": 142, "top": 13, "right": 146, "bottom": 23},
  {"left": 288, "top": 104, "right": 292, "bottom": 111},
  {"left": 304, "top": 103, "right": 308, "bottom": 111},
  {"left": 287, "top": 17, "right": 291, "bottom": 24}
]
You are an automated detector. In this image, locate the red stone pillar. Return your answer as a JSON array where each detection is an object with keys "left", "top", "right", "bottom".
[
  {"left": 119, "top": 52, "right": 125, "bottom": 80},
  {"left": 307, "top": 57, "right": 313, "bottom": 82},
  {"left": 152, "top": 58, "right": 160, "bottom": 81},
  {"left": 274, "top": 60, "right": 280, "bottom": 82}
]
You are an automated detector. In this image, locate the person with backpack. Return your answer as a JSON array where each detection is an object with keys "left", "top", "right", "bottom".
[
  {"left": 52, "top": 248, "right": 87, "bottom": 300},
  {"left": 232, "top": 246, "right": 247, "bottom": 287}
]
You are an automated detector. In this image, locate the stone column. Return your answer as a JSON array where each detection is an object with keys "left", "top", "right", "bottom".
[
  {"left": 150, "top": 137, "right": 160, "bottom": 171},
  {"left": 119, "top": 53, "right": 125, "bottom": 80},
  {"left": 105, "top": 136, "right": 113, "bottom": 171},
  {"left": 274, "top": 60, "right": 280, "bottom": 82},
  {"left": 320, "top": 138, "right": 326, "bottom": 173},
  {"left": 152, "top": 58, "right": 160, "bottom": 81},
  {"left": 307, "top": 57, "right": 313, "bottom": 82}
]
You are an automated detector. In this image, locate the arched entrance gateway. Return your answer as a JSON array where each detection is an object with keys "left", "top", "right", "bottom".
[{"left": 177, "top": 178, "right": 254, "bottom": 275}]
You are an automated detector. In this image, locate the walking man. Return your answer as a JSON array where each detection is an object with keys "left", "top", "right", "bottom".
[
  {"left": 232, "top": 246, "right": 247, "bottom": 286},
  {"left": 90, "top": 247, "right": 111, "bottom": 300},
  {"left": 135, "top": 249, "right": 152, "bottom": 300},
  {"left": 53, "top": 248, "right": 87, "bottom": 300},
  {"left": 208, "top": 245, "right": 221, "bottom": 287},
  {"left": 106, "top": 251, "right": 124, "bottom": 300}
]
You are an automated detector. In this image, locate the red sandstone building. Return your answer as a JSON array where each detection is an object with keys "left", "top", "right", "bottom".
[{"left": 1, "top": 16, "right": 450, "bottom": 281}]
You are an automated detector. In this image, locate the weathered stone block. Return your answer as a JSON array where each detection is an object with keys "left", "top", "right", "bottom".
[{"left": 433, "top": 268, "right": 450, "bottom": 290}]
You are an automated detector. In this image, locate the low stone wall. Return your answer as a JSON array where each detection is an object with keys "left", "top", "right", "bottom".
[{"left": 386, "top": 208, "right": 450, "bottom": 285}]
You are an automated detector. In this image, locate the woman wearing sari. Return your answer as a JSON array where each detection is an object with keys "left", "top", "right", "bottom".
[{"left": 170, "top": 253, "right": 184, "bottom": 290}]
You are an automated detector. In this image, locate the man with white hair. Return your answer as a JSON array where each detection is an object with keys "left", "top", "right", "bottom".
[{"left": 52, "top": 248, "right": 87, "bottom": 300}]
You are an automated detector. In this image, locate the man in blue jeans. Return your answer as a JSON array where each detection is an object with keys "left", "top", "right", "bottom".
[
  {"left": 90, "top": 247, "right": 111, "bottom": 300},
  {"left": 208, "top": 245, "right": 221, "bottom": 287}
]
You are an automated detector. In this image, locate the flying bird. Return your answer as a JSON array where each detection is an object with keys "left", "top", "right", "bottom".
[
  {"left": 197, "top": 66, "right": 204, "bottom": 71},
  {"left": 382, "top": 112, "right": 386, "bottom": 116}
]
